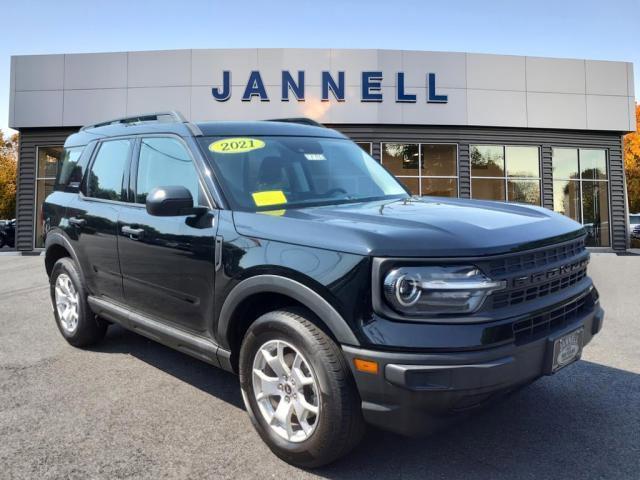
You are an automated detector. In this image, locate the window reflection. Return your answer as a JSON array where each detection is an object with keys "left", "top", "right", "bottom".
[
  {"left": 396, "top": 177, "right": 420, "bottom": 196},
  {"left": 471, "top": 178, "right": 506, "bottom": 201},
  {"left": 553, "top": 180, "right": 581, "bottom": 222},
  {"left": 355, "top": 142, "right": 372, "bottom": 155},
  {"left": 471, "top": 145, "right": 540, "bottom": 205},
  {"left": 35, "top": 146, "right": 63, "bottom": 248},
  {"left": 508, "top": 179, "right": 540, "bottom": 205},
  {"left": 422, "top": 178, "right": 457, "bottom": 197},
  {"left": 471, "top": 145, "right": 504, "bottom": 177},
  {"left": 581, "top": 181, "right": 610, "bottom": 247},
  {"left": 381, "top": 143, "right": 419, "bottom": 176},
  {"left": 551, "top": 148, "right": 610, "bottom": 246},
  {"left": 381, "top": 143, "right": 458, "bottom": 198},
  {"left": 580, "top": 149, "right": 607, "bottom": 180},
  {"left": 506, "top": 146, "right": 539, "bottom": 178},
  {"left": 552, "top": 148, "right": 579, "bottom": 180}
]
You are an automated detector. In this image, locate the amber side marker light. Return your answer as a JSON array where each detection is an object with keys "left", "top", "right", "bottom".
[{"left": 354, "top": 358, "right": 379, "bottom": 375}]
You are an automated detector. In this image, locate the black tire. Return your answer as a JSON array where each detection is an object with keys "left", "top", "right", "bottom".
[
  {"left": 49, "top": 257, "right": 107, "bottom": 347},
  {"left": 0, "top": 235, "right": 5, "bottom": 248},
  {"left": 239, "top": 308, "right": 365, "bottom": 468}
]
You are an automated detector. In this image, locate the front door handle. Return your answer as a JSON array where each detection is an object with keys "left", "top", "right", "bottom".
[
  {"left": 121, "top": 226, "right": 145, "bottom": 240},
  {"left": 69, "top": 217, "right": 86, "bottom": 227}
]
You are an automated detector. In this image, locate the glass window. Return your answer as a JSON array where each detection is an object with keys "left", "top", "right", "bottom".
[
  {"left": 56, "top": 147, "right": 85, "bottom": 188},
  {"left": 355, "top": 142, "right": 372, "bottom": 155},
  {"left": 551, "top": 148, "right": 609, "bottom": 247},
  {"left": 471, "top": 145, "right": 540, "bottom": 205},
  {"left": 422, "top": 178, "right": 457, "bottom": 197},
  {"left": 381, "top": 143, "right": 458, "bottom": 198},
  {"left": 552, "top": 148, "right": 579, "bottom": 180},
  {"left": 87, "top": 139, "right": 132, "bottom": 201},
  {"left": 580, "top": 149, "right": 607, "bottom": 180},
  {"left": 471, "top": 145, "right": 504, "bottom": 177},
  {"left": 471, "top": 178, "right": 506, "bottom": 201},
  {"left": 506, "top": 146, "right": 539, "bottom": 178},
  {"left": 553, "top": 180, "right": 581, "bottom": 222},
  {"left": 381, "top": 143, "right": 419, "bottom": 176},
  {"left": 397, "top": 177, "right": 420, "bottom": 196},
  {"left": 508, "top": 179, "right": 540, "bottom": 205},
  {"left": 35, "top": 146, "right": 63, "bottom": 248},
  {"left": 581, "top": 181, "right": 609, "bottom": 247},
  {"left": 201, "top": 136, "right": 407, "bottom": 211},
  {"left": 422, "top": 144, "right": 457, "bottom": 177},
  {"left": 136, "top": 137, "right": 201, "bottom": 204}
]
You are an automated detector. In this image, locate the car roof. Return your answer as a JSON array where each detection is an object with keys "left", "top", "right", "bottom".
[
  {"left": 64, "top": 119, "right": 346, "bottom": 147},
  {"left": 195, "top": 121, "right": 346, "bottom": 139}
]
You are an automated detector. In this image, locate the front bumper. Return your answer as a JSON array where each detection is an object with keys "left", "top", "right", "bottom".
[{"left": 343, "top": 303, "right": 604, "bottom": 436}]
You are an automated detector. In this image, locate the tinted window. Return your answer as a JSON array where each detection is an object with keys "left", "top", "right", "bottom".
[
  {"left": 87, "top": 140, "right": 132, "bottom": 201},
  {"left": 56, "top": 146, "right": 85, "bottom": 187},
  {"left": 136, "top": 137, "right": 201, "bottom": 204}
]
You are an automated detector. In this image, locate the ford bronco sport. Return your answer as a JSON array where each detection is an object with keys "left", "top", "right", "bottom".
[{"left": 43, "top": 112, "right": 604, "bottom": 468}]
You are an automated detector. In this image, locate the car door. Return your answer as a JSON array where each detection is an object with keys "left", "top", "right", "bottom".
[
  {"left": 66, "top": 138, "right": 134, "bottom": 302},
  {"left": 118, "top": 135, "right": 218, "bottom": 334}
]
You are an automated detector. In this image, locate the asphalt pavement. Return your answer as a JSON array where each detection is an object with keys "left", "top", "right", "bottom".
[{"left": 1, "top": 253, "right": 639, "bottom": 479}]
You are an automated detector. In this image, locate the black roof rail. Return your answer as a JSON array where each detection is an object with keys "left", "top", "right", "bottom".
[
  {"left": 266, "top": 117, "right": 325, "bottom": 128},
  {"left": 80, "top": 111, "right": 191, "bottom": 131}
]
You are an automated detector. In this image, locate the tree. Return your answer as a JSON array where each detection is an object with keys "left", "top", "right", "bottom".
[
  {"left": 624, "top": 104, "right": 640, "bottom": 214},
  {"left": 0, "top": 131, "right": 18, "bottom": 219}
]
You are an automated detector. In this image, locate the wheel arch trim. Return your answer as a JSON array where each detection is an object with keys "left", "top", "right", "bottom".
[
  {"left": 44, "top": 231, "right": 84, "bottom": 282},
  {"left": 216, "top": 274, "right": 360, "bottom": 350}
]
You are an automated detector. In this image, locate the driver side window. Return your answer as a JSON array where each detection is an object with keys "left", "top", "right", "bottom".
[{"left": 135, "top": 137, "right": 202, "bottom": 204}]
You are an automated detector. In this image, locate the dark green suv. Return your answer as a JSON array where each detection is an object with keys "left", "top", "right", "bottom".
[{"left": 43, "top": 112, "right": 604, "bottom": 467}]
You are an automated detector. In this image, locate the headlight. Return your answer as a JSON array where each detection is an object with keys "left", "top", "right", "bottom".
[{"left": 382, "top": 266, "right": 506, "bottom": 316}]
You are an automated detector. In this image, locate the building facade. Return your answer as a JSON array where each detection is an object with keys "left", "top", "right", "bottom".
[{"left": 8, "top": 48, "right": 636, "bottom": 251}]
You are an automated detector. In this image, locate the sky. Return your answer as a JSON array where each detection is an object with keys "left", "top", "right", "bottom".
[{"left": 1, "top": 0, "right": 638, "bottom": 136}]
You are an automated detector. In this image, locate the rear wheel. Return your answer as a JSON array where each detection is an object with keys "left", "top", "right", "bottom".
[
  {"left": 50, "top": 257, "right": 107, "bottom": 347},
  {"left": 239, "top": 309, "right": 365, "bottom": 468}
]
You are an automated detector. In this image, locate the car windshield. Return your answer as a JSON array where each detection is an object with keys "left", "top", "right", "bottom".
[
  {"left": 199, "top": 136, "right": 408, "bottom": 211},
  {"left": 630, "top": 216, "right": 640, "bottom": 225}
]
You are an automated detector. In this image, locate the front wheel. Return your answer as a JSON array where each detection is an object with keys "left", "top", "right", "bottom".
[{"left": 239, "top": 309, "right": 365, "bottom": 468}]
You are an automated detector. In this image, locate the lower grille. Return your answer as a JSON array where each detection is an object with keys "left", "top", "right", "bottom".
[{"left": 512, "top": 293, "right": 591, "bottom": 344}]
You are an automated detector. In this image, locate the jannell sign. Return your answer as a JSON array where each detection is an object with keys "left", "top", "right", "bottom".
[{"left": 211, "top": 71, "right": 448, "bottom": 104}]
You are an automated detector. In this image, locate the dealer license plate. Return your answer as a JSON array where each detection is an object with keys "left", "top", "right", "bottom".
[{"left": 551, "top": 328, "right": 584, "bottom": 373}]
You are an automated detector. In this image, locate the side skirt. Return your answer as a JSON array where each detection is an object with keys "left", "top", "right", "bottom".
[{"left": 88, "top": 296, "right": 233, "bottom": 371}]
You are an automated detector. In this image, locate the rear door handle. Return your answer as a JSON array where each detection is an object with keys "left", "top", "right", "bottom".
[
  {"left": 69, "top": 217, "right": 86, "bottom": 227},
  {"left": 121, "top": 226, "right": 145, "bottom": 240}
]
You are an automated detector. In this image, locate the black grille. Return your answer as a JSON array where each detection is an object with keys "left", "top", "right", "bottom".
[
  {"left": 492, "top": 264, "right": 588, "bottom": 309},
  {"left": 487, "top": 238, "right": 586, "bottom": 277},
  {"left": 512, "top": 293, "right": 590, "bottom": 344}
]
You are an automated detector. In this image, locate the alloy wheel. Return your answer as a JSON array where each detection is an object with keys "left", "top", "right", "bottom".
[{"left": 252, "top": 339, "right": 320, "bottom": 443}]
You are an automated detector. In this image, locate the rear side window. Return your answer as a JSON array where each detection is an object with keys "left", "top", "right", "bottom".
[
  {"left": 56, "top": 146, "right": 85, "bottom": 188},
  {"left": 135, "top": 137, "right": 202, "bottom": 204},
  {"left": 86, "top": 139, "right": 132, "bottom": 201}
]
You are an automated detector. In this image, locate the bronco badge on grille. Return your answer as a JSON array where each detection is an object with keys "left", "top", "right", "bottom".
[{"left": 511, "top": 258, "right": 588, "bottom": 288}]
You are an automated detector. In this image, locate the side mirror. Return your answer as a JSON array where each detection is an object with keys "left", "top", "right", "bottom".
[{"left": 146, "top": 186, "right": 197, "bottom": 217}]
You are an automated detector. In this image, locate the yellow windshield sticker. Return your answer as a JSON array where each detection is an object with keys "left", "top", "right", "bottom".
[
  {"left": 259, "top": 209, "right": 286, "bottom": 217},
  {"left": 252, "top": 190, "right": 287, "bottom": 207},
  {"left": 209, "top": 137, "right": 265, "bottom": 154}
]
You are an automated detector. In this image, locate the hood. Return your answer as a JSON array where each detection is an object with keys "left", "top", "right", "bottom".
[{"left": 232, "top": 197, "right": 585, "bottom": 257}]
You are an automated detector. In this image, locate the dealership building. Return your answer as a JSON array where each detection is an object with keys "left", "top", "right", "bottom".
[{"left": 7, "top": 48, "right": 636, "bottom": 251}]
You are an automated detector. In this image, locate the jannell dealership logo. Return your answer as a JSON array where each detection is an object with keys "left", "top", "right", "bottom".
[{"left": 211, "top": 71, "right": 448, "bottom": 104}]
